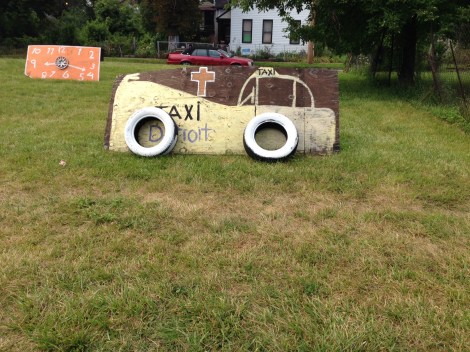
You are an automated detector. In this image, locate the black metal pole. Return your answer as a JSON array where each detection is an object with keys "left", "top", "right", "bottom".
[
  {"left": 449, "top": 39, "right": 467, "bottom": 108},
  {"left": 388, "top": 34, "right": 394, "bottom": 86}
]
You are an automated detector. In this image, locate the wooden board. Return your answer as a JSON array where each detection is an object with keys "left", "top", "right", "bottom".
[
  {"left": 25, "top": 45, "right": 101, "bottom": 81},
  {"left": 105, "top": 66, "right": 339, "bottom": 155}
]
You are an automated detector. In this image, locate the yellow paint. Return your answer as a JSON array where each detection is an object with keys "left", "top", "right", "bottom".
[{"left": 108, "top": 71, "right": 336, "bottom": 155}]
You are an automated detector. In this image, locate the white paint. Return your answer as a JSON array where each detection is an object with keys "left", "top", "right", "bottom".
[{"left": 238, "top": 67, "right": 314, "bottom": 108}]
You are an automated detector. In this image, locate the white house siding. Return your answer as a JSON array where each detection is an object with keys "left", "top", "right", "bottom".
[{"left": 230, "top": 8, "right": 309, "bottom": 55}]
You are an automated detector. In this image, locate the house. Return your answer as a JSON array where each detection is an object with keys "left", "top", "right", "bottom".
[
  {"left": 198, "top": 1, "right": 216, "bottom": 41},
  {"left": 202, "top": 1, "right": 310, "bottom": 55},
  {"left": 215, "top": 0, "right": 231, "bottom": 45}
]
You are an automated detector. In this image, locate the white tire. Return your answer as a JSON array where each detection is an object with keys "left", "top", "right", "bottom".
[
  {"left": 124, "top": 107, "right": 178, "bottom": 157},
  {"left": 243, "top": 113, "right": 298, "bottom": 161}
]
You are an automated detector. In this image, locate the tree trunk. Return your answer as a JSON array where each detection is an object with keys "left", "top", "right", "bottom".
[
  {"left": 388, "top": 34, "right": 394, "bottom": 86},
  {"left": 371, "top": 30, "right": 385, "bottom": 78},
  {"left": 398, "top": 15, "right": 417, "bottom": 85},
  {"left": 344, "top": 52, "right": 353, "bottom": 73},
  {"left": 307, "top": 41, "right": 314, "bottom": 64},
  {"left": 428, "top": 29, "right": 442, "bottom": 101},
  {"left": 307, "top": 2, "right": 316, "bottom": 65}
]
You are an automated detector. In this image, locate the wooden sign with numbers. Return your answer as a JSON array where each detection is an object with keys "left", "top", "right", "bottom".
[{"left": 24, "top": 45, "right": 101, "bottom": 81}]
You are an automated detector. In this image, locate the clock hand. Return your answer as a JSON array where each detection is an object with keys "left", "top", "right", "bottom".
[
  {"left": 68, "top": 65, "right": 86, "bottom": 71},
  {"left": 44, "top": 62, "right": 85, "bottom": 71}
]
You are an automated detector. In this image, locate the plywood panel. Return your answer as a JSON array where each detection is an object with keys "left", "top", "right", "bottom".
[
  {"left": 105, "top": 66, "right": 339, "bottom": 155},
  {"left": 25, "top": 45, "right": 101, "bottom": 81}
]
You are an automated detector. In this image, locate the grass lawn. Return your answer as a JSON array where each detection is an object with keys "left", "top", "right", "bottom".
[{"left": 0, "top": 58, "right": 469, "bottom": 351}]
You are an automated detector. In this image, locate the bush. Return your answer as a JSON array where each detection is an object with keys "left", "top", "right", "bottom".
[
  {"left": 275, "top": 50, "right": 306, "bottom": 62},
  {"left": 81, "top": 20, "right": 110, "bottom": 45},
  {"left": 251, "top": 46, "right": 273, "bottom": 60},
  {"left": 135, "top": 34, "right": 157, "bottom": 58}
]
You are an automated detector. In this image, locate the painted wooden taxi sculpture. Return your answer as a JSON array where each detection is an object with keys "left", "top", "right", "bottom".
[{"left": 104, "top": 66, "right": 339, "bottom": 161}]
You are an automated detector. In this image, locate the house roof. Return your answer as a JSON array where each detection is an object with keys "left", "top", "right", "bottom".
[
  {"left": 199, "top": 1, "right": 215, "bottom": 11},
  {"left": 215, "top": 0, "right": 229, "bottom": 9}
]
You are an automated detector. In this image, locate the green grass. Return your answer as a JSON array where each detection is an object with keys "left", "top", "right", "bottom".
[
  {"left": 371, "top": 70, "right": 470, "bottom": 132},
  {"left": 254, "top": 61, "right": 344, "bottom": 69},
  {"left": 0, "top": 58, "right": 469, "bottom": 351}
]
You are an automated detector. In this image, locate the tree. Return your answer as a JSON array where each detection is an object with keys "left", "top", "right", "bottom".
[
  {"left": 80, "top": 0, "right": 144, "bottom": 56},
  {"left": 94, "top": 0, "right": 142, "bottom": 37},
  {"left": 43, "top": 7, "right": 89, "bottom": 45},
  {"left": 230, "top": 0, "right": 470, "bottom": 85},
  {"left": 139, "top": 0, "right": 201, "bottom": 41},
  {"left": 0, "top": 0, "right": 63, "bottom": 45},
  {"left": 0, "top": 0, "right": 96, "bottom": 46}
]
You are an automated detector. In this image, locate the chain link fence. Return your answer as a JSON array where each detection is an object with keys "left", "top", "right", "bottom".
[
  {"left": 429, "top": 26, "right": 469, "bottom": 115},
  {"left": 346, "top": 24, "right": 469, "bottom": 122}
]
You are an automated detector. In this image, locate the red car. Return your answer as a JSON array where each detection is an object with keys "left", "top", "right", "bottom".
[{"left": 167, "top": 47, "right": 253, "bottom": 66}]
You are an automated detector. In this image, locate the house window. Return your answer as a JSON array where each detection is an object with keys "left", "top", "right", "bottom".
[
  {"left": 262, "top": 20, "right": 273, "bottom": 44},
  {"left": 242, "top": 19, "right": 252, "bottom": 43},
  {"left": 289, "top": 20, "right": 301, "bottom": 44}
]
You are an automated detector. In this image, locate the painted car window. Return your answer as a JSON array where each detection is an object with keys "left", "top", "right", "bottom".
[{"left": 239, "top": 76, "right": 314, "bottom": 108}]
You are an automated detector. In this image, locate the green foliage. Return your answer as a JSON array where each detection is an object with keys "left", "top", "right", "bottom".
[
  {"left": 81, "top": 20, "right": 111, "bottom": 44},
  {"left": 0, "top": 0, "right": 146, "bottom": 57},
  {"left": 135, "top": 33, "right": 158, "bottom": 58},
  {"left": 140, "top": 0, "right": 201, "bottom": 39},
  {"left": 84, "top": 0, "right": 144, "bottom": 56},
  {"left": 0, "top": 0, "right": 64, "bottom": 41},
  {"left": 230, "top": 0, "right": 470, "bottom": 84},
  {"left": 252, "top": 46, "right": 273, "bottom": 60},
  {"left": 276, "top": 50, "right": 307, "bottom": 62},
  {"left": 42, "top": 8, "right": 89, "bottom": 45},
  {"left": 94, "top": 0, "right": 143, "bottom": 37}
]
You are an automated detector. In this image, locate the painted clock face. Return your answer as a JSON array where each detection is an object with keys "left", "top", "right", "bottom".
[{"left": 25, "top": 45, "right": 101, "bottom": 81}]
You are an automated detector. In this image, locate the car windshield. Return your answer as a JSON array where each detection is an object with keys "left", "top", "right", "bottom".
[{"left": 218, "top": 49, "right": 234, "bottom": 58}]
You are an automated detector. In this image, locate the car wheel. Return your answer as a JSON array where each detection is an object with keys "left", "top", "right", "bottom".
[
  {"left": 181, "top": 61, "right": 191, "bottom": 65},
  {"left": 231, "top": 63, "right": 242, "bottom": 66},
  {"left": 243, "top": 113, "right": 298, "bottom": 162},
  {"left": 124, "top": 107, "right": 178, "bottom": 157}
]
